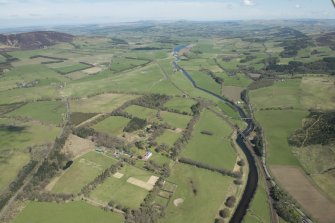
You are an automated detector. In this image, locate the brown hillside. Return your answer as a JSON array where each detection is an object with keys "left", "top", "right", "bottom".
[{"left": 0, "top": 31, "right": 73, "bottom": 49}]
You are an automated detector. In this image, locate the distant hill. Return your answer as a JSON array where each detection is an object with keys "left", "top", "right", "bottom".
[{"left": 0, "top": 31, "right": 73, "bottom": 50}]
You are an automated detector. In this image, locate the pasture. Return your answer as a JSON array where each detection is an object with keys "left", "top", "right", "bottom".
[
  {"left": 160, "top": 163, "right": 232, "bottom": 223},
  {"left": 51, "top": 151, "right": 117, "bottom": 194},
  {"left": 92, "top": 116, "right": 130, "bottom": 136},
  {"left": 163, "top": 97, "right": 196, "bottom": 114},
  {"left": 12, "top": 201, "right": 124, "bottom": 223},
  {"left": 160, "top": 111, "right": 191, "bottom": 129},
  {"left": 64, "top": 64, "right": 180, "bottom": 97},
  {"left": 243, "top": 177, "right": 271, "bottom": 223},
  {"left": 180, "top": 109, "right": 237, "bottom": 170},
  {"left": 0, "top": 118, "right": 61, "bottom": 150},
  {"left": 70, "top": 93, "right": 138, "bottom": 113},
  {"left": 0, "top": 118, "right": 60, "bottom": 192},
  {"left": 90, "top": 164, "right": 154, "bottom": 208},
  {"left": 155, "top": 130, "right": 180, "bottom": 147},
  {"left": 254, "top": 110, "right": 307, "bottom": 166},
  {"left": 54, "top": 63, "right": 92, "bottom": 74},
  {"left": 8, "top": 101, "right": 66, "bottom": 125},
  {"left": 124, "top": 105, "right": 158, "bottom": 122}
]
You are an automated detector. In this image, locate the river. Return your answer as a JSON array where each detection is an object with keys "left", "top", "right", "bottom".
[{"left": 172, "top": 45, "right": 258, "bottom": 223}]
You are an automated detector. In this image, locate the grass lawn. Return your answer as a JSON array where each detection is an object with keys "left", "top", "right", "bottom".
[
  {"left": 180, "top": 109, "right": 237, "bottom": 170},
  {"left": 92, "top": 116, "right": 130, "bottom": 136},
  {"left": 12, "top": 201, "right": 124, "bottom": 223},
  {"left": 254, "top": 110, "right": 308, "bottom": 166},
  {"left": 8, "top": 101, "right": 66, "bottom": 125},
  {"left": 164, "top": 97, "right": 196, "bottom": 114},
  {"left": 70, "top": 93, "right": 139, "bottom": 113},
  {"left": 160, "top": 111, "right": 191, "bottom": 129},
  {"left": 90, "top": 164, "right": 153, "bottom": 208},
  {"left": 52, "top": 151, "right": 117, "bottom": 194},
  {"left": 155, "top": 130, "right": 180, "bottom": 147},
  {"left": 159, "top": 163, "right": 232, "bottom": 223}
]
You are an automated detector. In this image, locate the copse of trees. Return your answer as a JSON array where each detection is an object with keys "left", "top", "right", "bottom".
[
  {"left": 123, "top": 117, "right": 147, "bottom": 133},
  {"left": 250, "top": 125, "right": 264, "bottom": 157},
  {"left": 133, "top": 94, "right": 171, "bottom": 109},
  {"left": 288, "top": 111, "right": 335, "bottom": 147},
  {"left": 270, "top": 186, "right": 301, "bottom": 223}
]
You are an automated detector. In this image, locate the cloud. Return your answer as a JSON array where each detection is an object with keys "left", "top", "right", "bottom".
[
  {"left": 295, "top": 4, "right": 300, "bottom": 8},
  {"left": 243, "top": 0, "right": 254, "bottom": 6}
]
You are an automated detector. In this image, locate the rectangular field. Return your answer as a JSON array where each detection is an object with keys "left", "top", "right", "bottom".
[
  {"left": 163, "top": 97, "right": 196, "bottom": 114},
  {"left": 70, "top": 93, "right": 138, "bottom": 113},
  {"left": 180, "top": 109, "right": 237, "bottom": 170},
  {"left": 155, "top": 130, "right": 180, "bottom": 147},
  {"left": 92, "top": 116, "right": 130, "bottom": 136},
  {"left": 160, "top": 111, "right": 191, "bottom": 129},
  {"left": 51, "top": 151, "right": 117, "bottom": 194},
  {"left": 12, "top": 201, "right": 124, "bottom": 223},
  {"left": 8, "top": 101, "right": 66, "bottom": 125},
  {"left": 254, "top": 110, "right": 307, "bottom": 166},
  {"left": 160, "top": 163, "right": 232, "bottom": 223},
  {"left": 90, "top": 164, "right": 154, "bottom": 208}
]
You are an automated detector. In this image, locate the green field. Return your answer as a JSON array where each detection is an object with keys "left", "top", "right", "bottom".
[
  {"left": 254, "top": 110, "right": 307, "bottom": 166},
  {"left": 124, "top": 105, "right": 159, "bottom": 122},
  {"left": 180, "top": 109, "right": 237, "bottom": 170},
  {"left": 92, "top": 116, "right": 130, "bottom": 136},
  {"left": 0, "top": 118, "right": 60, "bottom": 192},
  {"left": 8, "top": 101, "right": 66, "bottom": 125},
  {"left": 155, "top": 130, "right": 180, "bottom": 147},
  {"left": 0, "top": 64, "right": 67, "bottom": 92},
  {"left": 12, "top": 201, "right": 124, "bottom": 223},
  {"left": 0, "top": 118, "right": 61, "bottom": 150},
  {"left": 52, "top": 151, "right": 117, "bottom": 194},
  {"left": 249, "top": 79, "right": 302, "bottom": 110},
  {"left": 164, "top": 97, "right": 196, "bottom": 114},
  {"left": 54, "top": 63, "right": 91, "bottom": 74},
  {"left": 243, "top": 178, "right": 271, "bottom": 223},
  {"left": 160, "top": 163, "right": 232, "bottom": 223},
  {"left": 90, "top": 164, "right": 153, "bottom": 208},
  {"left": 64, "top": 64, "right": 181, "bottom": 97},
  {"left": 188, "top": 70, "right": 222, "bottom": 95},
  {"left": 70, "top": 93, "right": 138, "bottom": 113},
  {"left": 0, "top": 151, "right": 30, "bottom": 193},
  {"left": 160, "top": 111, "right": 191, "bottom": 129},
  {"left": 110, "top": 57, "right": 149, "bottom": 72}
]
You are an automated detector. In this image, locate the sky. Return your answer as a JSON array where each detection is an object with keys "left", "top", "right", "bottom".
[{"left": 0, "top": 0, "right": 334, "bottom": 27}]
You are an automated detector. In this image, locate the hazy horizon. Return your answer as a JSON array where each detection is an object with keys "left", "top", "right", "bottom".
[{"left": 0, "top": 0, "right": 334, "bottom": 28}]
